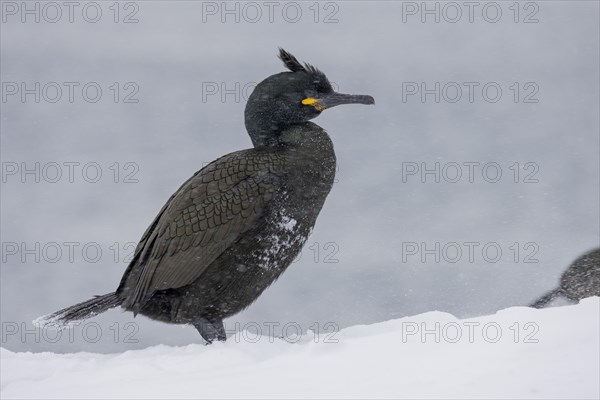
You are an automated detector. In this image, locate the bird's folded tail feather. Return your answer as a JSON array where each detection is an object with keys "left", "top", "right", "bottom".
[
  {"left": 529, "top": 288, "right": 562, "bottom": 309},
  {"left": 33, "top": 292, "right": 122, "bottom": 329}
]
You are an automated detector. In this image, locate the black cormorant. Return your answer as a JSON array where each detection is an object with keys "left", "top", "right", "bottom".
[
  {"left": 530, "top": 248, "right": 600, "bottom": 308},
  {"left": 36, "top": 49, "right": 374, "bottom": 343}
]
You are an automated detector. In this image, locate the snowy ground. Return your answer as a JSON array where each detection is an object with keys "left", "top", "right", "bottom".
[{"left": 2, "top": 298, "right": 598, "bottom": 399}]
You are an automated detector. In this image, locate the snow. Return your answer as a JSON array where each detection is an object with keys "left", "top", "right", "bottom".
[
  {"left": 278, "top": 214, "right": 297, "bottom": 232},
  {"left": 2, "top": 298, "right": 598, "bottom": 399},
  {"left": 257, "top": 211, "right": 304, "bottom": 270}
]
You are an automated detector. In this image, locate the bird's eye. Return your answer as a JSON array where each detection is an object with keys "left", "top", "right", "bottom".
[{"left": 304, "top": 90, "right": 317, "bottom": 98}]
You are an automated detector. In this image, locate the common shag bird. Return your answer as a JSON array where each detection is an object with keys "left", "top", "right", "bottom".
[
  {"left": 530, "top": 248, "right": 600, "bottom": 308},
  {"left": 36, "top": 49, "right": 374, "bottom": 343}
]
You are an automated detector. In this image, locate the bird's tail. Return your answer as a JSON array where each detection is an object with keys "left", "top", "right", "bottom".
[
  {"left": 529, "top": 288, "right": 562, "bottom": 309},
  {"left": 33, "top": 292, "right": 122, "bottom": 328}
]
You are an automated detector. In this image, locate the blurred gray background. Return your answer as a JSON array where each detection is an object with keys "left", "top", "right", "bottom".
[{"left": 1, "top": 1, "right": 598, "bottom": 353}]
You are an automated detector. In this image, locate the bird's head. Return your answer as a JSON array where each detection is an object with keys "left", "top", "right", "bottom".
[{"left": 245, "top": 48, "right": 374, "bottom": 147}]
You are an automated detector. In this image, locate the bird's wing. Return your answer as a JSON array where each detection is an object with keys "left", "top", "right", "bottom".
[{"left": 121, "top": 149, "right": 284, "bottom": 310}]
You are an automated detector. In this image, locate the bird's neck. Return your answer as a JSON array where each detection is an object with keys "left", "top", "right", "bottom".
[
  {"left": 279, "top": 123, "right": 337, "bottom": 206},
  {"left": 279, "top": 122, "right": 336, "bottom": 175},
  {"left": 244, "top": 109, "right": 283, "bottom": 147},
  {"left": 278, "top": 122, "right": 332, "bottom": 149}
]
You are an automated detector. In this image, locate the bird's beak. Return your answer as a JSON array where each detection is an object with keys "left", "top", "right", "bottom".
[{"left": 303, "top": 93, "right": 375, "bottom": 111}]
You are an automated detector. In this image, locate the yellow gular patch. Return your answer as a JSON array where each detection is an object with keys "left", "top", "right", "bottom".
[{"left": 302, "top": 97, "right": 326, "bottom": 111}]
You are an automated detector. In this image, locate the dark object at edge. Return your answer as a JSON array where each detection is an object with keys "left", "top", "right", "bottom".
[{"left": 530, "top": 248, "right": 600, "bottom": 308}]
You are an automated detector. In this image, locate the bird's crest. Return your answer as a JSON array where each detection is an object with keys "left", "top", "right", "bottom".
[{"left": 278, "top": 48, "right": 326, "bottom": 79}]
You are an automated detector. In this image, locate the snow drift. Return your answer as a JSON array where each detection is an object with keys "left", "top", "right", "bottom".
[{"left": 2, "top": 298, "right": 599, "bottom": 399}]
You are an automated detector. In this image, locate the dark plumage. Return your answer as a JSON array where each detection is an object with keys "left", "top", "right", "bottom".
[
  {"left": 530, "top": 248, "right": 600, "bottom": 308},
  {"left": 36, "top": 49, "right": 374, "bottom": 343}
]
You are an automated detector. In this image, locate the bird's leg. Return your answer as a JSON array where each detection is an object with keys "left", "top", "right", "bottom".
[{"left": 193, "top": 317, "right": 226, "bottom": 344}]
